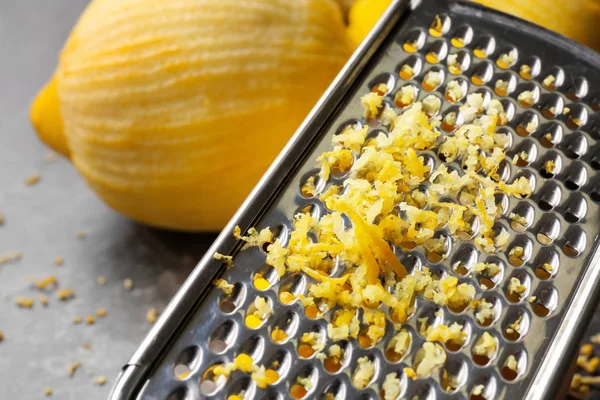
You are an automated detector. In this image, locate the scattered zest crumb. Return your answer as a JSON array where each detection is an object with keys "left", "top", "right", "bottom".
[
  {"left": 0, "top": 211, "right": 4, "bottom": 225},
  {"left": 85, "top": 315, "right": 96, "bottom": 325},
  {"left": 94, "top": 376, "right": 107, "bottom": 386},
  {"left": 97, "top": 276, "right": 106, "bottom": 285},
  {"left": 0, "top": 251, "right": 23, "bottom": 265},
  {"left": 213, "top": 252, "right": 233, "bottom": 266},
  {"left": 44, "top": 151, "right": 59, "bottom": 163},
  {"left": 25, "top": 173, "right": 41, "bottom": 185},
  {"left": 0, "top": 331, "right": 4, "bottom": 341},
  {"left": 68, "top": 361, "right": 81, "bottom": 377},
  {"left": 15, "top": 297, "right": 34, "bottom": 308},
  {"left": 529, "top": 296, "right": 537, "bottom": 303},
  {"left": 54, "top": 256, "right": 64, "bottom": 266},
  {"left": 72, "top": 316, "right": 82, "bottom": 324},
  {"left": 40, "top": 295, "right": 49, "bottom": 306},
  {"left": 213, "top": 278, "right": 234, "bottom": 294},
  {"left": 44, "top": 387, "right": 53, "bottom": 396},
  {"left": 57, "top": 288, "right": 75, "bottom": 301},
  {"left": 146, "top": 308, "right": 159, "bottom": 324},
  {"left": 33, "top": 275, "right": 58, "bottom": 290},
  {"left": 95, "top": 308, "right": 107, "bottom": 317},
  {"left": 76, "top": 231, "right": 86, "bottom": 239},
  {"left": 82, "top": 343, "right": 93, "bottom": 350},
  {"left": 123, "top": 278, "right": 133, "bottom": 291}
]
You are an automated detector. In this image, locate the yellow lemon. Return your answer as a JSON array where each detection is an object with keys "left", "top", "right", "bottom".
[{"left": 31, "top": 0, "right": 352, "bottom": 231}]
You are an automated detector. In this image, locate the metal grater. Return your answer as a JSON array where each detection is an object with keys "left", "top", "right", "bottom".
[{"left": 109, "top": 0, "right": 600, "bottom": 399}]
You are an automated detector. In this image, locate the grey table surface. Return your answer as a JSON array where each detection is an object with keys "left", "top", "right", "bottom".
[
  {"left": 0, "top": 1, "right": 217, "bottom": 398},
  {"left": 2, "top": 1, "right": 600, "bottom": 400}
]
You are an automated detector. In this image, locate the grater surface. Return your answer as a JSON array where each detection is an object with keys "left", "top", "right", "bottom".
[{"left": 111, "top": 1, "right": 600, "bottom": 399}]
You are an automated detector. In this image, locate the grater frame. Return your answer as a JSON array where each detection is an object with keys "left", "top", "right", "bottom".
[{"left": 109, "top": 1, "right": 600, "bottom": 399}]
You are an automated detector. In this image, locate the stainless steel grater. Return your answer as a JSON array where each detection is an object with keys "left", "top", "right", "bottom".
[{"left": 109, "top": 0, "right": 600, "bottom": 399}]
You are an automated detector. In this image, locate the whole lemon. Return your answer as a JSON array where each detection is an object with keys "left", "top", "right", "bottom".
[{"left": 31, "top": 0, "right": 352, "bottom": 231}]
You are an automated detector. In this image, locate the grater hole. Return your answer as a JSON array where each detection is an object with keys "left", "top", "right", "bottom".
[
  {"left": 417, "top": 305, "right": 444, "bottom": 337},
  {"left": 451, "top": 244, "right": 478, "bottom": 276},
  {"left": 394, "top": 84, "right": 419, "bottom": 108},
  {"left": 473, "top": 35, "right": 495, "bottom": 59},
  {"left": 295, "top": 203, "right": 320, "bottom": 219},
  {"left": 519, "top": 56, "right": 541, "bottom": 79},
  {"left": 473, "top": 295, "right": 500, "bottom": 327},
  {"left": 475, "top": 258, "right": 504, "bottom": 291},
  {"left": 496, "top": 47, "right": 518, "bottom": 69},
  {"left": 470, "top": 376, "right": 497, "bottom": 400},
  {"left": 494, "top": 72, "right": 517, "bottom": 97},
  {"left": 564, "top": 162, "right": 588, "bottom": 191},
  {"left": 508, "top": 203, "right": 533, "bottom": 233},
  {"left": 472, "top": 333, "right": 498, "bottom": 366},
  {"left": 501, "top": 350, "right": 527, "bottom": 381},
  {"left": 447, "top": 51, "right": 470, "bottom": 75},
  {"left": 421, "top": 95, "right": 442, "bottom": 118},
  {"left": 380, "top": 371, "right": 406, "bottom": 399},
  {"left": 166, "top": 387, "right": 190, "bottom": 400},
  {"left": 505, "top": 272, "right": 531, "bottom": 303},
  {"left": 511, "top": 140, "right": 537, "bottom": 167},
  {"left": 563, "top": 194, "right": 587, "bottom": 223},
  {"left": 300, "top": 171, "right": 324, "bottom": 198},
  {"left": 369, "top": 73, "right": 395, "bottom": 96},
  {"left": 532, "top": 287, "right": 558, "bottom": 317},
  {"left": 386, "top": 328, "right": 413, "bottom": 363},
  {"left": 535, "top": 214, "right": 560, "bottom": 245},
  {"left": 444, "top": 79, "right": 468, "bottom": 103},
  {"left": 563, "top": 226, "right": 587, "bottom": 258},
  {"left": 425, "top": 40, "right": 448, "bottom": 64},
  {"left": 441, "top": 358, "right": 467, "bottom": 392},
  {"left": 323, "top": 380, "right": 347, "bottom": 399},
  {"left": 413, "top": 343, "right": 446, "bottom": 378},
  {"left": 422, "top": 68, "right": 445, "bottom": 91},
  {"left": 424, "top": 233, "right": 450, "bottom": 263},
  {"left": 493, "top": 158, "right": 510, "bottom": 184},
  {"left": 565, "top": 106, "right": 589, "bottom": 129},
  {"left": 536, "top": 182, "right": 561, "bottom": 211},
  {"left": 200, "top": 363, "right": 227, "bottom": 396},
  {"left": 451, "top": 25, "right": 473, "bottom": 48},
  {"left": 499, "top": 99, "right": 517, "bottom": 125},
  {"left": 542, "top": 67, "right": 565, "bottom": 90},
  {"left": 323, "top": 342, "right": 350, "bottom": 374},
  {"left": 590, "top": 148, "right": 600, "bottom": 170},
  {"left": 209, "top": 320, "right": 237, "bottom": 354},
  {"left": 265, "top": 348, "right": 290, "bottom": 383},
  {"left": 441, "top": 108, "right": 463, "bottom": 132},
  {"left": 173, "top": 346, "right": 201, "bottom": 381},
  {"left": 398, "top": 55, "right": 423, "bottom": 80},
  {"left": 236, "top": 336, "right": 265, "bottom": 362},
  {"left": 502, "top": 310, "right": 530, "bottom": 342},
  {"left": 539, "top": 123, "right": 563, "bottom": 148},
  {"left": 402, "top": 29, "right": 426, "bottom": 53},
  {"left": 446, "top": 320, "right": 471, "bottom": 352},
  {"left": 532, "top": 248, "right": 560, "bottom": 281},
  {"left": 539, "top": 152, "right": 561, "bottom": 178},
  {"left": 429, "top": 14, "right": 451, "bottom": 37},
  {"left": 516, "top": 111, "right": 539, "bottom": 137},
  {"left": 226, "top": 377, "right": 253, "bottom": 400},
  {"left": 471, "top": 61, "right": 494, "bottom": 85},
  {"left": 516, "top": 84, "right": 540, "bottom": 108},
  {"left": 566, "top": 76, "right": 589, "bottom": 101},
  {"left": 219, "top": 283, "right": 245, "bottom": 314},
  {"left": 457, "top": 211, "right": 481, "bottom": 240},
  {"left": 253, "top": 265, "right": 278, "bottom": 290},
  {"left": 244, "top": 296, "right": 272, "bottom": 329},
  {"left": 511, "top": 171, "right": 536, "bottom": 198},
  {"left": 540, "top": 93, "right": 564, "bottom": 119},
  {"left": 279, "top": 273, "right": 305, "bottom": 305},
  {"left": 298, "top": 326, "right": 325, "bottom": 358},
  {"left": 494, "top": 192, "right": 509, "bottom": 219},
  {"left": 270, "top": 311, "right": 298, "bottom": 344},
  {"left": 351, "top": 355, "right": 378, "bottom": 389}
]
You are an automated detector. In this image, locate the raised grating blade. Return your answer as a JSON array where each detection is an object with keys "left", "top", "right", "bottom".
[{"left": 109, "top": 1, "right": 600, "bottom": 399}]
